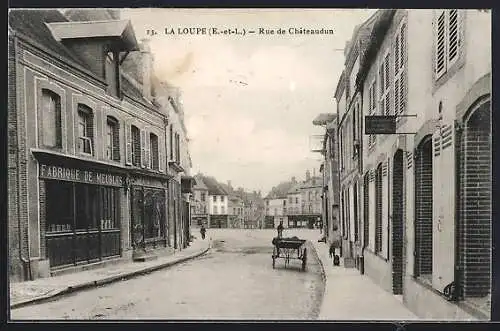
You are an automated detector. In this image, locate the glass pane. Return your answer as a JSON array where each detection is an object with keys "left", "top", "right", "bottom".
[
  {"left": 42, "top": 93, "right": 57, "bottom": 147},
  {"left": 46, "top": 181, "right": 73, "bottom": 232}
]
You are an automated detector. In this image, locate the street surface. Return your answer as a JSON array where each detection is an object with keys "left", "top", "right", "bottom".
[{"left": 11, "top": 229, "right": 325, "bottom": 320}]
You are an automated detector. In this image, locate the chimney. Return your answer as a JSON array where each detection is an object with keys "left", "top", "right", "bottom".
[
  {"left": 227, "top": 180, "right": 232, "bottom": 191},
  {"left": 141, "top": 38, "right": 152, "bottom": 100},
  {"left": 291, "top": 176, "right": 296, "bottom": 183},
  {"left": 306, "top": 170, "right": 311, "bottom": 181}
]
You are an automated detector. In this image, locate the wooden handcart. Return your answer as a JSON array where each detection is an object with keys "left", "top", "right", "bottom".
[{"left": 271, "top": 237, "right": 307, "bottom": 271}]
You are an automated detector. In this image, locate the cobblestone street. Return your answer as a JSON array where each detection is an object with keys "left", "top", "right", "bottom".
[{"left": 11, "top": 229, "right": 325, "bottom": 320}]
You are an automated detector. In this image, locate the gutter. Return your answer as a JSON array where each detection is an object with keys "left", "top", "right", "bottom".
[{"left": 13, "top": 32, "right": 33, "bottom": 281}]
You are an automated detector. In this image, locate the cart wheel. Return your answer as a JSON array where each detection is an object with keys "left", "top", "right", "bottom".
[{"left": 302, "top": 248, "right": 307, "bottom": 271}]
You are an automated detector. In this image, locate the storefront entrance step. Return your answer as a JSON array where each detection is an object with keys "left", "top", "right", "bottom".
[
  {"left": 133, "top": 254, "right": 158, "bottom": 262},
  {"left": 50, "top": 256, "right": 125, "bottom": 278}
]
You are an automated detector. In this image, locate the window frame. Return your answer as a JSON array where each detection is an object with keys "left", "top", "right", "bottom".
[
  {"left": 105, "top": 116, "right": 120, "bottom": 162},
  {"left": 77, "top": 104, "right": 94, "bottom": 156},
  {"left": 40, "top": 88, "right": 63, "bottom": 149},
  {"left": 434, "top": 9, "right": 461, "bottom": 80}
]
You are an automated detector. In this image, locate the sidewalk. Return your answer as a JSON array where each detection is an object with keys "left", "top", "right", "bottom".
[
  {"left": 9, "top": 238, "right": 211, "bottom": 309},
  {"left": 312, "top": 241, "right": 419, "bottom": 321}
]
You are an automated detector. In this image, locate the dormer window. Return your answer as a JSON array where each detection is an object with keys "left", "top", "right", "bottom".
[{"left": 105, "top": 50, "right": 120, "bottom": 98}]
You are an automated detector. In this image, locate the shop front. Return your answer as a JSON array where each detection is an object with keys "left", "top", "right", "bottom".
[
  {"left": 39, "top": 163, "right": 125, "bottom": 269},
  {"left": 129, "top": 174, "right": 169, "bottom": 253}
]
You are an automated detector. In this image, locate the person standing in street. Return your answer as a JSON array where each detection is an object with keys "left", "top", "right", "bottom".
[
  {"left": 277, "top": 221, "right": 284, "bottom": 239},
  {"left": 200, "top": 224, "right": 206, "bottom": 240}
]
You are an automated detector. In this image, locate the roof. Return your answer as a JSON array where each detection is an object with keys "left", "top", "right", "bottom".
[
  {"left": 193, "top": 175, "right": 208, "bottom": 190},
  {"left": 9, "top": 9, "right": 88, "bottom": 68},
  {"left": 200, "top": 176, "right": 228, "bottom": 196},
  {"left": 313, "top": 113, "right": 337, "bottom": 126},
  {"left": 357, "top": 10, "right": 396, "bottom": 88},
  {"left": 287, "top": 183, "right": 302, "bottom": 194},
  {"left": 265, "top": 181, "right": 295, "bottom": 199},
  {"left": 9, "top": 9, "right": 157, "bottom": 113},
  {"left": 46, "top": 20, "right": 138, "bottom": 51},
  {"left": 299, "top": 176, "right": 322, "bottom": 189}
]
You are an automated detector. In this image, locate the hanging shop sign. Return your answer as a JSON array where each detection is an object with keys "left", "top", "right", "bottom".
[
  {"left": 365, "top": 115, "right": 396, "bottom": 134},
  {"left": 39, "top": 164, "right": 123, "bottom": 187}
]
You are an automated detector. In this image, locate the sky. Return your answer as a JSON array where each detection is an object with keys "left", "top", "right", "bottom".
[{"left": 121, "top": 8, "right": 376, "bottom": 195}]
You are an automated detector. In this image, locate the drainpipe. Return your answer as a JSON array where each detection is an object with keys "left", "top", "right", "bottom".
[
  {"left": 454, "top": 120, "right": 463, "bottom": 300},
  {"left": 13, "top": 33, "right": 32, "bottom": 281}
]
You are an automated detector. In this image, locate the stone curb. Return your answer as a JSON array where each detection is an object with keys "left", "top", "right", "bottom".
[
  {"left": 10, "top": 245, "right": 211, "bottom": 310},
  {"left": 309, "top": 242, "right": 328, "bottom": 319}
]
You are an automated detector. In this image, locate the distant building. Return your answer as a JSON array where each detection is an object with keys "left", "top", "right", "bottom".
[
  {"left": 191, "top": 174, "right": 209, "bottom": 227},
  {"left": 199, "top": 176, "right": 229, "bottom": 228},
  {"left": 265, "top": 170, "right": 323, "bottom": 229}
]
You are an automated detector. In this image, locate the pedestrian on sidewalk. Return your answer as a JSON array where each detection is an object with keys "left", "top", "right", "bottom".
[
  {"left": 200, "top": 224, "right": 206, "bottom": 240},
  {"left": 329, "top": 242, "right": 339, "bottom": 266}
]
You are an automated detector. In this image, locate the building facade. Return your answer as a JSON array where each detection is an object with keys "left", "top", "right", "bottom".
[
  {"left": 336, "top": 16, "right": 376, "bottom": 269},
  {"left": 312, "top": 113, "right": 341, "bottom": 247},
  {"left": 8, "top": 9, "right": 191, "bottom": 281},
  {"left": 355, "top": 9, "right": 491, "bottom": 319},
  {"left": 191, "top": 174, "right": 209, "bottom": 227}
]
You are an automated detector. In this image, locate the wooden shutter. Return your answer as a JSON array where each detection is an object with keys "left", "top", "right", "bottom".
[
  {"left": 394, "top": 34, "right": 400, "bottom": 72},
  {"left": 145, "top": 130, "right": 151, "bottom": 169},
  {"left": 112, "top": 121, "right": 120, "bottom": 161},
  {"left": 432, "top": 124, "right": 456, "bottom": 290},
  {"left": 125, "top": 121, "right": 132, "bottom": 165},
  {"left": 436, "top": 10, "right": 446, "bottom": 77},
  {"left": 399, "top": 24, "right": 407, "bottom": 116},
  {"left": 159, "top": 139, "right": 164, "bottom": 172},
  {"left": 448, "top": 9, "right": 459, "bottom": 65},
  {"left": 140, "top": 129, "right": 146, "bottom": 168}
]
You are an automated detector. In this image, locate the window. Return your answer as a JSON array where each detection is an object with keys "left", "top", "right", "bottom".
[
  {"left": 379, "top": 52, "right": 391, "bottom": 116},
  {"left": 339, "top": 127, "right": 344, "bottom": 170},
  {"left": 221, "top": 206, "right": 225, "bottom": 214},
  {"left": 175, "top": 133, "right": 180, "bottom": 163},
  {"left": 394, "top": 23, "right": 407, "bottom": 118},
  {"left": 295, "top": 197, "right": 298, "bottom": 204},
  {"left": 375, "top": 165, "right": 383, "bottom": 253},
  {"left": 105, "top": 51, "right": 120, "bottom": 97},
  {"left": 169, "top": 125, "right": 174, "bottom": 161},
  {"left": 221, "top": 196, "right": 225, "bottom": 203},
  {"left": 368, "top": 81, "right": 377, "bottom": 148},
  {"left": 213, "top": 195, "right": 217, "bottom": 203},
  {"left": 214, "top": 206, "right": 218, "bottom": 214},
  {"left": 354, "top": 183, "right": 359, "bottom": 242},
  {"left": 201, "top": 193, "right": 206, "bottom": 202},
  {"left": 131, "top": 125, "right": 141, "bottom": 166},
  {"left": 77, "top": 104, "right": 94, "bottom": 155},
  {"left": 435, "top": 10, "right": 460, "bottom": 79},
  {"left": 41, "top": 89, "right": 62, "bottom": 148},
  {"left": 283, "top": 200, "right": 286, "bottom": 206},
  {"left": 106, "top": 116, "right": 120, "bottom": 161},
  {"left": 150, "top": 133, "right": 159, "bottom": 170},
  {"left": 353, "top": 103, "right": 357, "bottom": 142}
]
